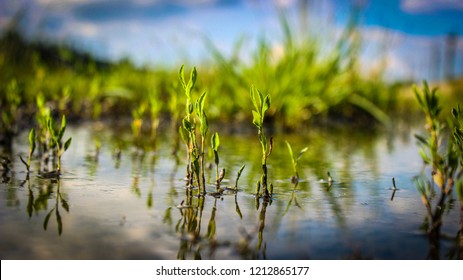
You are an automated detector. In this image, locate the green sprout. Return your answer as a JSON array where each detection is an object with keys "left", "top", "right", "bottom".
[
  {"left": 211, "top": 132, "right": 221, "bottom": 185},
  {"left": 178, "top": 65, "right": 210, "bottom": 194},
  {"left": 19, "top": 128, "right": 36, "bottom": 173},
  {"left": 47, "top": 115, "right": 72, "bottom": 175},
  {"left": 179, "top": 65, "right": 197, "bottom": 187},
  {"left": 250, "top": 85, "right": 273, "bottom": 199},
  {"left": 285, "top": 140, "right": 308, "bottom": 183}
]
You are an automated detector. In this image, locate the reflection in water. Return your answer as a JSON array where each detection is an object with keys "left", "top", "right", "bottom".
[
  {"left": 256, "top": 200, "right": 269, "bottom": 259},
  {"left": 23, "top": 176, "right": 69, "bottom": 236},
  {"left": 0, "top": 124, "right": 462, "bottom": 259},
  {"left": 175, "top": 196, "right": 204, "bottom": 260},
  {"left": 283, "top": 181, "right": 303, "bottom": 216}
]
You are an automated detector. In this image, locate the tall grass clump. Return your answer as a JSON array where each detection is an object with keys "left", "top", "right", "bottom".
[
  {"left": 413, "top": 81, "right": 462, "bottom": 242},
  {"left": 202, "top": 9, "right": 394, "bottom": 128}
]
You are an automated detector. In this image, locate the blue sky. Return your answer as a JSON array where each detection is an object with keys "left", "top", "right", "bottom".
[{"left": 1, "top": 0, "right": 462, "bottom": 81}]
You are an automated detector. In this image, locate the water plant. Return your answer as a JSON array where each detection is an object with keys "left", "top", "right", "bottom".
[
  {"left": 211, "top": 132, "right": 222, "bottom": 185},
  {"left": 285, "top": 140, "right": 308, "bottom": 183},
  {"left": 178, "top": 65, "right": 210, "bottom": 195},
  {"left": 250, "top": 85, "right": 273, "bottom": 199},
  {"left": 19, "top": 128, "right": 36, "bottom": 173},
  {"left": 413, "top": 81, "right": 461, "bottom": 241},
  {"left": 43, "top": 115, "right": 72, "bottom": 177},
  {"left": 178, "top": 67, "right": 194, "bottom": 185}
]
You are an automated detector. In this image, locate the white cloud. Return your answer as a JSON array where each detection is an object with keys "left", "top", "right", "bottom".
[
  {"left": 71, "top": 21, "right": 99, "bottom": 37},
  {"left": 273, "top": 0, "right": 296, "bottom": 9},
  {"left": 401, "top": 0, "right": 463, "bottom": 13}
]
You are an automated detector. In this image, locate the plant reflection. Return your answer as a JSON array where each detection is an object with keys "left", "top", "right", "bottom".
[
  {"left": 24, "top": 177, "right": 69, "bottom": 235},
  {"left": 283, "top": 180, "right": 303, "bottom": 216},
  {"left": 256, "top": 200, "right": 269, "bottom": 259},
  {"left": 175, "top": 196, "right": 203, "bottom": 260}
]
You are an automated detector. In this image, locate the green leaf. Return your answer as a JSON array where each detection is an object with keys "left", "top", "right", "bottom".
[
  {"left": 198, "top": 91, "right": 207, "bottom": 114},
  {"left": 285, "top": 140, "right": 294, "bottom": 162},
  {"left": 60, "top": 115, "right": 67, "bottom": 132},
  {"left": 262, "top": 95, "right": 270, "bottom": 116},
  {"left": 182, "top": 118, "right": 192, "bottom": 132},
  {"left": 188, "top": 102, "right": 193, "bottom": 115},
  {"left": 190, "top": 67, "right": 197, "bottom": 89},
  {"left": 186, "top": 67, "right": 197, "bottom": 97},
  {"left": 179, "top": 65, "right": 186, "bottom": 90},
  {"left": 28, "top": 128, "right": 36, "bottom": 153},
  {"left": 200, "top": 113, "right": 208, "bottom": 136},
  {"left": 252, "top": 110, "right": 261, "bottom": 127},
  {"left": 297, "top": 147, "right": 309, "bottom": 161},
  {"left": 47, "top": 117, "right": 54, "bottom": 135},
  {"left": 250, "top": 85, "right": 259, "bottom": 111},
  {"left": 419, "top": 148, "right": 430, "bottom": 164},
  {"left": 179, "top": 125, "right": 189, "bottom": 144},
  {"left": 211, "top": 132, "right": 220, "bottom": 151},
  {"left": 64, "top": 138, "right": 72, "bottom": 151},
  {"left": 256, "top": 87, "right": 264, "bottom": 108}
]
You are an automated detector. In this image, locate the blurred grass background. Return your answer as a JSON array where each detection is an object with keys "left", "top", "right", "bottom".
[{"left": 1, "top": 4, "right": 462, "bottom": 145}]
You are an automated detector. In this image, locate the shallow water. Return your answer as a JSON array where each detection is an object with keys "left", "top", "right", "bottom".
[{"left": 0, "top": 122, "right": 460, "bottom": 259}]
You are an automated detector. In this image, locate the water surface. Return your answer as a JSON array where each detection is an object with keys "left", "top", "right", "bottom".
[{"left": 0, "top": 122, "right": 460, "bottom": 259}]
